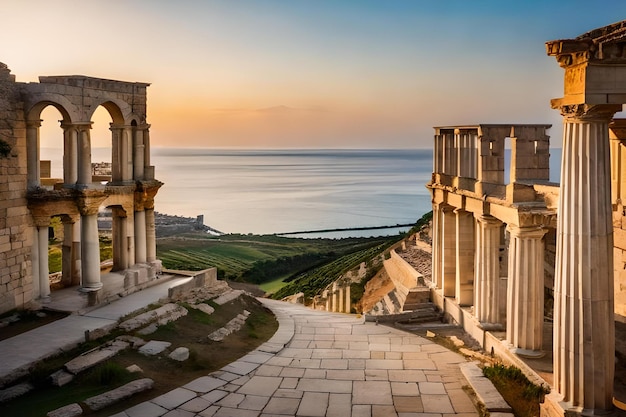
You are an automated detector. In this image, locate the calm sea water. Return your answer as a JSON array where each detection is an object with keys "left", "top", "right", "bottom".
[{"left": 40, "top": 147, "right": 563, "bottom": 238}]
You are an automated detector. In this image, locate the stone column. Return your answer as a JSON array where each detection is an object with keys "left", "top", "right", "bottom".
[
  {"left": 61, "top": 217, "right": 79, "bottom": 287},
  {"left": 110, "top": 124, "right": 124, "bottom": 183},
  {"left": 62, "top": 124, "right": 78, "bottom": 186},
  {"left": 142, "top": 125, "right": 154, "bottom": 180},
  {"left": 37, "top": 225, "right": 50, "bottom": 301},
  {"left": 345, "top": 284, "right": 351, "bottom": 313},
  {"left": 71, "top": 217, "right": 81, "bottom": 286},
  {"left": 77, "top": 192, "right": 107, "bottom": 293},
  {"left": 133, "top": 127, "right": 145, "bottom": 181},
  {"left": 455, "top": 209, "right": 474, "bottom": 305},
  {"left": 553, "top": 104, "right": 620, "bottom": 411},
  {"left": 431, "top": 205, "right": 442, "bottom": 289},
  {"left": 126, "top": 209, "right": 135, "bottom": 266},
  {"left": 145, "top": 208, "right": 156, "bottom": 263},
  {"left": 31, "top": 226, "right": 40, "bottom": 299},
  {"left": 76, "top": 123, "right": 93, "bottom": 186},
  {"left": 333, "top": 283, "right": 339, "bottom": 312},
  {"left": 441, "top": 207, "right": 456, "bottom": 297},
  {"left": 26, "top": 120, "right": 41, "bottom": 189},
  {"left": 506, "top": 225, "right": 547, "bottom": 356},
  {"left": 474, "top": 215, "right": 503, "bottom": 324},
  {"left": 122, "top": 127, "right": 133, "bottom": 182},
  {"left": 134, "top": 210, "right": 147, "bottom": 264},
  {"left": 111, "top": 207, "right": 129, "bottom": 271}
]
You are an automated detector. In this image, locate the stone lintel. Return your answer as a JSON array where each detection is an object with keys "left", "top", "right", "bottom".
[{"left": 75, "top": 189, "right": 107, "bottom": 216}]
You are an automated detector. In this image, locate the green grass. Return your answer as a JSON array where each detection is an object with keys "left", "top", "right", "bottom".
[
  {"left": 259, "top": 275, "right": 291, "bottom": 294},
  {"left": 483, "top": 364, "right": 549, "bottom": 417}
]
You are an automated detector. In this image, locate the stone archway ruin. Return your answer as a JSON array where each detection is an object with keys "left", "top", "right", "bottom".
[{"left": 0, "top": 64, "right": 162, "bottom": 311}]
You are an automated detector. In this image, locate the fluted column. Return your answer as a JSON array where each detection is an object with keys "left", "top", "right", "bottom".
[
  {"left": 62, "top": 124, "right": 78, "bottom": 186},
  {"left": 37, "top": 225, "right": 50, "bottom": 301},
  {"left": 61, "top": 217, "right": 79, "bottom": 287},
  {"left": 441, "top": 207, "right": 456, "bottom": 297},
  {"left": 133, "top": 126, "right": 145, "bottom": 181},
  {"left": 77, "top": 192, "right": 107, "bottom": 292},
  {"left": 26, "top": 120, "right": 41, "bottom": 189},
  {"left": 134, "top": 209, "right": 147, "bottom": 264},
  {"left": 455, "top": 209, "right": 474, "bottom": 306},
  {"left": 31, "top": 226, "right": 40, "bottom": 298},
  {"left": 110, "top": 124, "right": 124, "bottom": 183},
  {"left": 431, "top": 205, "right": 442, "bottom": 289},
  {"left": 474, "top": 215, "right": 503, "bottom": 324},
  {"left": 345, "top": 284, "right": 351, "bottom": 313},
  {"left": 76, "top": 123, "right": 93, "bottom": 186},
  {"left": 111, "top": 207, "right": 129, "bottom": 271},
  {"left": 553, "top": 104, "right": 620, "bottom": 411},
  {"left": 145, "top": 208, "right": 156, "bottom": 263},
  {"left": 506, "top": 225, "right": 547, "bottom": 356}
]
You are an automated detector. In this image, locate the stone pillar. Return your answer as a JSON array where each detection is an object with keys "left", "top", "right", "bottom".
[
  {"left": 333, "top": 283, "right": 339, "bottom": 312},
  {"left": 474, "top": 215, "right": 503, "bottom": 324},
  {"left": 506, "top": 225, "right": 547, "bottom": 356},
  {"left": 111, "top": 207, "right": 129, "bottom": 271},
  {"left": 345, "top": 284, "right": 351, "bottom": 313},
  {"left": 338, "top": 285, "right": 344, "bottom": 313},
  {"left": 133, "top": 127, "right": 145, "bottom": 181},
  {"left": 26, "top": 120, "right": 41, "bottom": 189},
  {"left": 142, "top": 125, "right": 153, "bottom": 180},
  {"left": 127, "top": 209, "right": 135, "bottom": 266},
  {"left": 80, "top": 212, "right": 102, "bottom": 290},
  {"left": 441, "top": 207, "right": 456, "bottom": 297},
  {"left": 37, "top": 225, "right": 50, "bottom": 301},
  {"left": 31, "top": 226, "right": 40, "bottom": 298},
  {"left": 134, "top": 210, "right": 147, "bottom": 264},
  {"left": 431, "top": 205, "right": 442, "bottom": 289},
  {"left": 61, "top": 217, "right": 79, "bottom": 287},
  {"left": 110, "top": 124, "right": 124, "bottom": 183},
  {"left": 455, "top": 209, "right": 474, "bottom": 305},
  {"left": 76, "top": 123, "right": 93, "bottom": 186},
  {"left": 72, "top": 217, "right": 81, "bottom": 286},
  {"left": 325, "top": 290, "right": 331, "bottom": 312},
  {"left": 77, "top": 192, "right": 107, "bottom": 293},
  {"left": 122, "top": 127, "right": 133, "bottom": 182},
  {"left": 553, "top": 104, "right": 620, "bottom": 411},
  {"left": 145, "top": 208, "right": 156, "bottom": 263},
  {"left": 62, "top": 124, "right": 78, "bottom": 186}
]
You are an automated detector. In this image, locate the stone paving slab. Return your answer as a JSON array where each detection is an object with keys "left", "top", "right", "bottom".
[{"left": 111, "top": 299, "right": 488, "bottom": 417}]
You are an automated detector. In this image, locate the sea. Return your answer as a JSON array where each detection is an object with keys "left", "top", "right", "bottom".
[{"left": 39, "top": 147, "right": 563, "bottom": 239}]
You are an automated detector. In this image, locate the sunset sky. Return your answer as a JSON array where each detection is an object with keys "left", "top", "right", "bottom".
[{"left": 2, "top": 1, "right": 626, "bottom": 148}]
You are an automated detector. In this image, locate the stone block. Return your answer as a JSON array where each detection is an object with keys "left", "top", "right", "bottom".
[
  {"left": 50, "top": 369, "right": 74, "bottom": 387},
  {"left": 169, "top": 347, "right": 190, "bottom": 361},
  {"left": 138, "top": 340, "right": 171, "bottom": 355},
  {"left": 0, "top": 382, "right": 34, "bottom": 403},
  {"left": 126, "top": 364, "right": 143, "bottom": 373},
  {"left": 84, "top": 378, "right": 154, "bottom": 411},
  {"left": 65, "top": 348, "right": 118, "bottom": 375},
  {"left": 46, "top": 403, "right": 83, "bottom": 417}
]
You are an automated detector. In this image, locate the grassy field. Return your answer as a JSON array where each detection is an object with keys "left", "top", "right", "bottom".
[{"left": 157, "top": 232, "right": 402, "bottom": 295}]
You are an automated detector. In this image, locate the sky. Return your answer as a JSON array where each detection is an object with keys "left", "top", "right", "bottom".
[{"left": 2, "top": 0, "right": 626, "bottom": 149}]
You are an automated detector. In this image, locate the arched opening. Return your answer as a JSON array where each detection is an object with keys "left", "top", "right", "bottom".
[{"left": 38, "top": 105, "right": 67, "bottom": 186}]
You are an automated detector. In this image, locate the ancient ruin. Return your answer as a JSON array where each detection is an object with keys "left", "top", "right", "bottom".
[
  {"left": 428, "top": 20, "right": 626, "bottom": 416},
  {"left": 0, "top": 63, "right": 162, "bottom": 313}
]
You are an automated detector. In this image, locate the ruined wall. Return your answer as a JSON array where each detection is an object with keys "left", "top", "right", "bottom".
[{"left": 0, "top": 64, "right": 33, "bottom": 314}]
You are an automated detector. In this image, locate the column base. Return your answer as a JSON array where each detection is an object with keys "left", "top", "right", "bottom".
[
  {"left": 79, "top": 282, "right": 103, "bottom": 291},
  {"left": 509, "top": 346, "right": 545, "bottom": 359},
  {"left": 38, "top": 296, "right": 51, "bottom": 304}
]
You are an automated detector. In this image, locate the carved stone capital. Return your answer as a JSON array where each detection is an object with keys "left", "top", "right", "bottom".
[
  {"left": 75, "top": 189, "right": 107, "bottom": 216},
  {"left": 506, "top": 225, "right": 547, "bottom": 239},
  {"left": 556, "top": 104, "right": 622, "bottom": 123}
]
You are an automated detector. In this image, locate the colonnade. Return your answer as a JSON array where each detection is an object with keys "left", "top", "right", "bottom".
[
  {"left": 26, "top": 116, "right": 160, "bottom": 301},
  {"left": 324, "top": 282, "right": 351, "bottom": 313},
  {"left": 431, "top": 203, "right": 548, "bottom": 356}
]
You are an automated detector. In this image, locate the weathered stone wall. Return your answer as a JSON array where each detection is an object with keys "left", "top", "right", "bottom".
[{"left": 0, "top": 64, "right": 32, "bottom": 314}]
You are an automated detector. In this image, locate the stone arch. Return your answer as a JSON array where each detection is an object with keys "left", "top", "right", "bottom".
[
  {"left": 24, "top": 94, "right": 77, "bottom": 123},
  {"left": 87, "top": 99, "right": 129, "bottom": 125}
]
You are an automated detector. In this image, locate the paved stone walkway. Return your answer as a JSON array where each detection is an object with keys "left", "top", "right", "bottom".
[{"left": 112, "top": 298, "right": 478, "bottom": 417}]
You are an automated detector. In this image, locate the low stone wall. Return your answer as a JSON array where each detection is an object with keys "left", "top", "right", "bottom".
[{"left": 168, "top": 268, "right": 217, "bottom": 299}]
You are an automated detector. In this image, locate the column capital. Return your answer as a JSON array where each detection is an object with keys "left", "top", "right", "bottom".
[
  {"left": 553, "top": 103, "right": 622, "bottom": 123},
  {"left": 26, "top": 119, "right": 42, "bottom": 128},
  {"left": 476, "top": 214, "right": 502, "bottom": 227},
  {"left": 506, "top": 224, "right": 547, "bottom": 239},
  {"left": 75, "top": 189, "right": 107, "bottom": 216},
  {"left": 610, "top": 119, "right": 626, "bottom": 141}
]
